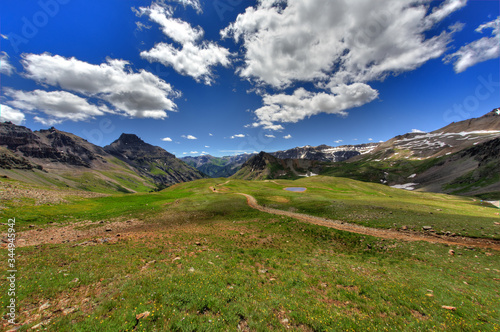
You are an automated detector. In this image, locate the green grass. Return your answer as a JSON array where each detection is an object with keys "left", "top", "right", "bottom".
[
  {"left": 0, "top": 182, "right": 202, "bottom": 230},
  {"left": 98, "top": 170, "right": 155, "bottom": 193},
  {"left": 1, "top": 177, "right": 499, "bottom": 331},
  {"left": 320, "top": 155, "right": 446, "bottom": 185},
  {"left": 222, "top": 177, "right": 500, "bottom": 240},
  {"left": 60, "top": 172, "right": 135, "bottom": 194},
  {"left": 444, "top": 162, "right": 500, "bottom": 195}
]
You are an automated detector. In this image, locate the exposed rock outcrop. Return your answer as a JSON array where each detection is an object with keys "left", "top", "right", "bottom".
[{"left": 104, "top": 134, "right": 206, "bottom": 186}]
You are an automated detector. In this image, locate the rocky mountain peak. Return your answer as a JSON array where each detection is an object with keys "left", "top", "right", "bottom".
[
  {"left": 481, "top": 108, "right": 500, "bottom": 118},
  {"left": 115, "top": 133, "right": 146, "bottom": 145},
  {"left": 104, "top": 133, "right": 174, "bottom": 159},
  {"left": 243, "top": 152, "right": 276, "bottom": 170}
]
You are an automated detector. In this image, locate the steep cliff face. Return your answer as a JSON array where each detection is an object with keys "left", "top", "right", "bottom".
[
  {"left": 0, "top": 122, "right": 40, "bottom": 149},
  {"left": 104, "top": 134, "right": 206, "bottom": 186},
  {"left": 0, "top": 123, "right": 110, "bottom": 168},
  {"left": 0, "top": 147, "right": 42, "bottom": 170}
]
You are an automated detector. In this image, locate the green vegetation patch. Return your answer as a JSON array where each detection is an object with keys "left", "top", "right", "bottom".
[{"left": 1, "top": 178, "right": 499, "bottom": 330}]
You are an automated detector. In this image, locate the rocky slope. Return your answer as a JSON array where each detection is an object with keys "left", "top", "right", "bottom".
[
  {"left": 359, "top": 109, "right": 500, "bottom": 161},
  {"left": 0, "top": 123, "right": 103, "bottom": 169},
  {"left": 325, "top": 109, "right": 500, "bottom": 198},
  {"left": 438, "top": 108, "right": 500, "bottom": 133},
  {"left": 232, "top": 152, "right": 322, "bottom": 180},
  {"left": 104, "top": 134, "right": 206, "bottom": 186},
  {"left": 271, "top": 143, "right": 378, "bottom": 162},
  {"left": 408, "top": 137, "right": 500, "bottom": 197},
  {"left": 0, "top": 123, "right": 206, "bottom": 192}
]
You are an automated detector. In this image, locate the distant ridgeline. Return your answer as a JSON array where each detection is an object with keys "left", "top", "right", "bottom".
[{"left": 1, "top": 108, "right": 499, "bottom": 197}]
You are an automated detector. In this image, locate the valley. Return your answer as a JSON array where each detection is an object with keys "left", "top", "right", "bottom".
[
  {"left": 1, "top": 1, "right": 499, "bottom": 330},
  {"left": 1, "top": 110, "right": 499, "bottom": 331},
  {"left": 1, "top": 176, "right": 499, "bottom": 330}
]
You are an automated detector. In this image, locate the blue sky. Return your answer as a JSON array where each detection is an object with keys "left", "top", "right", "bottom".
[{"left": 0, "top": 0, "right": 499, "bottom": 157}]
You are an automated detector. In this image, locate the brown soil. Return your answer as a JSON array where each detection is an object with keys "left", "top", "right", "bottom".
[
  {"left": 2, "top": 219, "right": 146, "bottom": 248},
  {"left": 237, "top": 193, "right": 500, "bottom": 251}
]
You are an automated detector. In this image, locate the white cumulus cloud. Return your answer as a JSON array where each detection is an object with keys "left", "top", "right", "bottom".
[
  {"left": 224, "top": 0, "right": 463, "bottom": 88},
  {"left": 182, "top": 134, "right": 197, "bottom": 140},
  {"left": 283, "top": 134, "right": 292, "bottom": 139},
  {"left": 0, "top": 104, "right": 25, "bottom": 125},
  {"left": 444, "top": 17, "right": 500, "bottom": 73},
  {"left": 265, "top": 134, "right": 275, "bottom": 138},
  {"left": 137, "top": 4, "right": 203, "bottom": 44},
  {"left": 162, "top": 137, "right": 173, "bottom": 141},
  {"left": 5, "top": 89, "right": 106, "bottom": 125},
  {"left": 0, "top": 52, "right": 14, "bottom": 76},
  {"left": 21, "top": 53, "right": 179, "bottom": 119},
  {"left": 252, "top": 84, "right": 378, "bottom": 129},
  {"left": 223, "top": 0, "right": 465, "bottom": 129},
  {"left": 411, "top": 129, "right": 426, "bottom": 133},
  {"left": 137, "top": 3, "right": 230, "bottom": 85},
  {"left": 231, "top": 134, "right": 245, "bottom": 139}
]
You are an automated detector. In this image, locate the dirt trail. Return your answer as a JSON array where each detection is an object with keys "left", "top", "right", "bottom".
[
  {"left": 237, "top": 193, "right": 500, "bottom": 251},
  {"left": 210, "top": 180, "right": 231, "bottom": 193}
]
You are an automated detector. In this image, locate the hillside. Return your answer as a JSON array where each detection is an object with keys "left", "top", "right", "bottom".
[
  {"left": 359, "top": 109, "right": 500, "bottom": 160},
  {"left": 322, "top": 109, "right": 500, "bottom": 198},
  {"left": 104, "top": 134, "right": 206, "bottom": 186},
  {"left": 183, "top": 144, "right": 377, "bottom": 178},
  {"left": 0, "top": 123, "right": 205, "bottom": 193},
  {"left": 232, "top": 151, "right": 322, "bottom": 180}
]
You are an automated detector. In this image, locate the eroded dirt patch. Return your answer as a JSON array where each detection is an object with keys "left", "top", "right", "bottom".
[{"left": 2, "top": 219, "right": 145, "bottom": 247}]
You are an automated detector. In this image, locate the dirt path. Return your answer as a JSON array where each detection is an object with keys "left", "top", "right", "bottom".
[
  {"left": 210, "top": 180, "right": 231, "bottom": 193},
  {"left": 237, "top": 193, "right": 500, "bottom": 251}
]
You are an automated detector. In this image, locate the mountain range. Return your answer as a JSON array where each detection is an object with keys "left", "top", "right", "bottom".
[
  {"left": 232, "top": 108, "right": 500, "bottom": 198},
  {"left": 0, "top": 124, "right": 205, "bottom": 193},
  {"left": 181, "top": 154, "right": 254, "bottom": 178},
  {"left": 1, "top": 108, "right": 499, "bottom": 198},
  {"left": 181, "top": 143, "right": 378, "bottom": 178}
]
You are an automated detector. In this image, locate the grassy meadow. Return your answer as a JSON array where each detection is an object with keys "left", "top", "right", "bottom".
[{"left": 1, "top": 176, "right": 499, "bottom": 331}]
